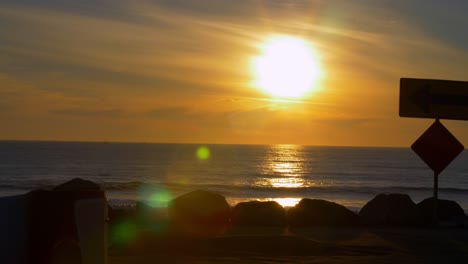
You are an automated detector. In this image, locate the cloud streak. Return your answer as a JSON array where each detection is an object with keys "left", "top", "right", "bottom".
[
  {"left": 51, "top": 108, "right": 125, "bottom": 118},
  {"left": 1, "top": 0, "right": 468, "bottom": 145}
]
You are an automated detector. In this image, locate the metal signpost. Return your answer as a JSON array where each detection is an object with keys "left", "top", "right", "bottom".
[
  {"left": 400, "top": 78, "right": 467, "bottom": 225},
  {"left": 410, "top": 119, "right": 464, "bottom": 198}
]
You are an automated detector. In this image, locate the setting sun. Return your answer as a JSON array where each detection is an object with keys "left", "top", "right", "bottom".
[
  {"left": 3, "top": 2, "right": 468, "bottom": 261},
  {"left": 252, "top": 35, "right": 323, "bottom": 98}
]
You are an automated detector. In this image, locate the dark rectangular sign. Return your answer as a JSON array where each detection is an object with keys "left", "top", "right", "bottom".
[{"left": 399, "top": 78, "right": 468, "bottom": 120}]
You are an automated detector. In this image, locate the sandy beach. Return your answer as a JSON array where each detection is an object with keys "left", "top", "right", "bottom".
[{"left": 108, "top": 226, "right": 468, "bottom": 264}]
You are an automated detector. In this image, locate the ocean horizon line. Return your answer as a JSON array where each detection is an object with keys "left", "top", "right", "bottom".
[{"left": 0, "top": 139, "right": 408, "bottom": 149}]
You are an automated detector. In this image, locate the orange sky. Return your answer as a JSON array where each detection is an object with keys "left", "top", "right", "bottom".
[{"left": 1, "top": 1, "right": 468, "bottom": 146}]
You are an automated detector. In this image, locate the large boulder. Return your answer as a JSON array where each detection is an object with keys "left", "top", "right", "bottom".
[
  {"left": 417, "top": 197, "right": 466, "bottom": 225},
  {"left": 287, "top": 199, "right": 361, "bottom": 227},
  {"left": 134, "top": 201, "right": 169, "bottom": 230},
  {"left": 168, "top": 190, "right": 230, "bottom": 236},
  {"left": 53, "top": 178, "right": 102, "bottom": 191},
  {"left": 359, "top": 193, "right": 421, "bottom": 226},
  {"left": 231, "top": 201, "right": 287, "bottom": 227}
]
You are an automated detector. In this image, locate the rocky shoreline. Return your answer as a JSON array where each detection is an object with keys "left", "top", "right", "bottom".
[
  {"left": 3, "top": 178, "right": 467, "bottom": 263},
  {"left": 107, "top": 188, "right": 468, "bottom": 263},
  {"left": 109, "top": 190, "right": 468, "bottom": 244}
]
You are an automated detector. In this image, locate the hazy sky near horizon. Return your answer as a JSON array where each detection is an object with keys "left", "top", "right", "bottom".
[{"left": 2, "top": 0, "right": 468, "bottom": 146}]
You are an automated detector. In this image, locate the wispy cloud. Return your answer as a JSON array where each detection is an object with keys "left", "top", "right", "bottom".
[
  {"left": 1, "top": 0, "right": 468, "bottom": 145},
  {"left": 51, "top": 108, "right": 125, "bottom": 118}
]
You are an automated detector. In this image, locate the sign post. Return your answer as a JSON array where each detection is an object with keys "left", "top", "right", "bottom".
[
  {"left": 400, "top": 78, "right": 466, "bottom": 225},
  {"left": 433, "top": 172, "right": 439, "bottom": 225}
]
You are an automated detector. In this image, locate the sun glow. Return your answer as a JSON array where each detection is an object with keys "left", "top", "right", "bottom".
[{"left": 252, "top": 35, "right": 322, "bottom": 98}]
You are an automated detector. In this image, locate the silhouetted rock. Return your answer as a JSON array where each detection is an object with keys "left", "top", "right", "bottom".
[
  {"left": 287, "top": 199, "right": 361, "bottom": 227},
  {"left": 417, "top": 197, "right": 466, "bottom": 225},
  {"left": 168, "top": 190, "right": 230, "bottom": 236},
  {"left": 108, "top": 207, "right": 136, "bottom": 224},
  {"left": 53, "top": 178, "right": 101, "bottom": 191},
  {"left": 231, "top": 201, "right": 286, "bottom": 227},
  {"left": 134, "top": 201, "right": 169, "bottom": 229},
  {"left": 359, "top": 193, "right": 421, "bottom": 226}
]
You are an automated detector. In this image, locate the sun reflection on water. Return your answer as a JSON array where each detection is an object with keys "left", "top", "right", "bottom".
[
  {"left": 268, "top": 177, "right": 304, "bottom": 188},
  {"left": 272, "top": 198, "right": 301, "bottom": 207},
  {"left": 254, "top": 145, "right": 309, "bottom": 207},
  {"left": 257, "top": 144, "right": 308, "bottom": 188},
  {"left": 271, "top": 162, "right": 297, "bottom": 174}
]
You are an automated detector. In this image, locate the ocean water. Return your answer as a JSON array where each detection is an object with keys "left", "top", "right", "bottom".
[{"left": 1, "top": 141, "right": 468, "bottom": 212}]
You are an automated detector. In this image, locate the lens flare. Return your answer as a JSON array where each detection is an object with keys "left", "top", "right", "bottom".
[
  {"left": 111, "top": 220, "right": 137, "bottom": 246},
  {"left": 148, "top": 190, "right": 172, "bottom": 208},
  {"left": 139, "top": 184, "right": 172, "bottom": 208},
  {"left": 196, "top": 146, "right": 210, "bottom": 160}
]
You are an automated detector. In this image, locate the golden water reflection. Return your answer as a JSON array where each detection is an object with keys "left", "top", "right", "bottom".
[
  {"left": 271, "top": 198, "right": 301, "bottom": 207},
  {"left": 257, "top": 144, "right": 308, "bottom": 188},
  {"left": 268, "top": 177, "right": 304, "bottom": 188}
]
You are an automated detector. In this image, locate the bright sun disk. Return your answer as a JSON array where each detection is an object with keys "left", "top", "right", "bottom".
[{"left": 252, "top": 35, "right": 322, "bottom": 98}]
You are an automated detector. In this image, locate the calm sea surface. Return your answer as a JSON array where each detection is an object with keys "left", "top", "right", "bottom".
[{"left": 1, "top": 141, "right": 468, "bottom": 212}]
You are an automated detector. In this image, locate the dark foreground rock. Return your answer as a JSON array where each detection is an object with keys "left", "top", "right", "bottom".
[
  {"left": 108, "top": 207, "right": 136, "bottom": 223},
  {"left": 168, "top": 190, "right": 230, "bottom": 236},
  {"left": 231, "top": 201, "right": 286, "bottom": 227},
  {"left": 359, "top": 193, "right": 421, "bottom": 226},
  {"left": 136, "top": 201, "right": 169, "bottom": 228},
  {"left": 53, "top": 178, "right": 102, "bottom": 191},
  {"left": 417, "top": 197, "right": 466, "bottom": 226},
  {"left": 287, "top": 199, "right": 361, "bottom": 227}
]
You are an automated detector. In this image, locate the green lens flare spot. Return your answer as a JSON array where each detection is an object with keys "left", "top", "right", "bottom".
[
  {"left": 112, "top": 221, "right": 137, "bottom": 246},
  {"left": 196, "top": 146, "right": 210, "bottom": 160},
  {"left": 148, "top": 190, "right": 172, "bottom": 208},
  {"left": 139, "top": 185, "right": 173, "bottom": 209}
]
